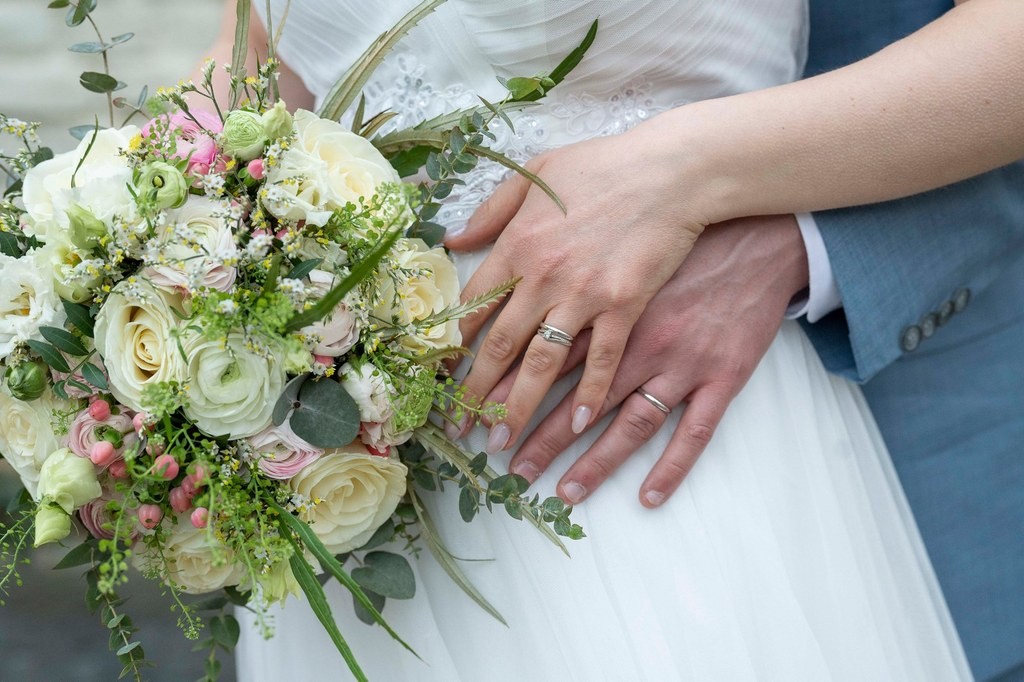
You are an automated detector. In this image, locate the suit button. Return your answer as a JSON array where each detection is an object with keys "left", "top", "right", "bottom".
[
  {"left": 920, "top": 313, "right": 938, "bottom": 338},
  {"left": 937, "top": 300, "right": 955, "bottom": 326},
  {"left": 901, "top": 325, "right": 923, "bottom": 352},
  {"left": 953, "top": 287, "right": 971, "bottom": 313}
]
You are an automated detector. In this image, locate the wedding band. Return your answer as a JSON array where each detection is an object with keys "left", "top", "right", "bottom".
[
  {"left": 636, "top": 388, "right": 672, "bottom": 414},
  {"left": 537, "top": 323, "right": 574, "bottom": 347}
]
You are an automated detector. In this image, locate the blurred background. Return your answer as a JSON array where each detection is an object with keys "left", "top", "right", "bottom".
[{"left": 0, "top": 1, "right": 233, "bottom": 679}]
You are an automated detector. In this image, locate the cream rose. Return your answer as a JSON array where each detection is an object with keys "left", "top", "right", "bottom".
[
  {"left": 339, "top": 361, "right": 394, "bottom": 424},
  {"left": 373, "top": 238, "right": 462, "bottom": 351},
  {"left": 262, "top": 109, "right": 399, "bottom": 226},
  {"left": 94, "top": 283, "right": 188, "bottom": 413},
  {"left": 0, "top": 387, "right": 70, "bottom": 499},
  {"left": 290, "top": 445, "right": 407, "bottom": 554},
  {"left": 0, "top": 251, "right": 68, "bottom": 359},
  {"left": 183, "top": 333, "right": 286, "bottom": 438},
  {"left": 303, "top": 270, "right": 360, "bottom": 357},
  {"left": 145, "top": 197, "right": 239, "bottom": 293},
  {"left": 21, "top": 126, "right": 138, "bottom": 243},
  {"left": 133, "top": 516, "right": 246, "bottom": 594}
]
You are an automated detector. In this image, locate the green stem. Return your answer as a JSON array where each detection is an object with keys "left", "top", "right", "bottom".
[{"left": 82, "top": 10, "right": 115, "bottom": 128}]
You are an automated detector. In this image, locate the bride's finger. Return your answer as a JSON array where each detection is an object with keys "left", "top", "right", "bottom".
[
  {"left": 483, "top": 313, "right": 582, "bottom": 454},
  {"left": 569, "top": 314, "right": 634, "bottom": 435},
  {"left": 455, "top": 253, "right": 516, "bottom": 350},
  {"left": 444, "top": 159, "right": 539, "bottom": 251},
  {"left": 556, "top": 377, "right": 681, "bottom": 504},
  {"left": 639, "top": 385, "right": 733, "bottom": 507}
]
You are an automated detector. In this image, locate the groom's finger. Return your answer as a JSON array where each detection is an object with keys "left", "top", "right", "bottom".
[
  {"left": 444, "top": 158, "right": 541, "bottom": 251},
  {"left": 639, "top": 385, "right": 733, "bottom": 507}
]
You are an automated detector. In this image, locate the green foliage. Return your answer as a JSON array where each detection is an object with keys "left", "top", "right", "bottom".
[
  {"left": 351, "top": 551, "right": 416, "bottom": 600},
  {"left": 286, "top": 377, "right": 361, "bottom": 449}
]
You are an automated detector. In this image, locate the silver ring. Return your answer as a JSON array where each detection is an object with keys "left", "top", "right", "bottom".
[
  {"left": 636, "top": 388, "right": 672, "bottom": 414},
  {"left": 537, "top": 323, "right": 574, "bottom": 347}
]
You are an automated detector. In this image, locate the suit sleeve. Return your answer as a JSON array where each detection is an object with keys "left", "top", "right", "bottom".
[{"left": 799, "top": 160, "right": 1024, "bottom": 383}]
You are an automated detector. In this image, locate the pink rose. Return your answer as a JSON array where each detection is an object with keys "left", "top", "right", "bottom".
[
  {"left": 65, "top": 407, "right": 136, "bottom": 460},
  {"left": 247, "top": 422, "right": 323, "bottom": 480}
]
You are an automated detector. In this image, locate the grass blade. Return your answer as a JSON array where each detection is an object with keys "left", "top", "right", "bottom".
[{"left": 230, "top": 0, "right": 252, "bottom": 109}]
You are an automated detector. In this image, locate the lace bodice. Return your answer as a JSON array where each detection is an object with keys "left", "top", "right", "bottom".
[{"left": 257, "top": 0, "right": 808, "bottom": 228}]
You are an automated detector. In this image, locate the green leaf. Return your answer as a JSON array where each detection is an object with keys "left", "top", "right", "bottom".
[
  {"left": 26, "top": 340, "right": 71, "bottom": 373},
  {"left": 287, "top": 553, "right": 368, "bottom": 681},
  {"left": 0, "top": 231, "right": 20, "bottom": 257},
  {"left": 81, "top": 363, "right": 108, "bottom": 391},
  {"left": 66, "top": 0, "right": 96, "bottom": 26},
  {"left": 62, "top": 300, "right": 95, "bottom": 337},
  {"left": 288, "top": 378, "right": 361, "bottom": 448},
  {"left": 518, "top": 19, "right": 599, "bottom": 103},
  {"left": 351, "top": 552, "right": 415, "bottom": 600},
  {"left": 284, "top": 228, "right": 401, "bottom": 332},
  {"left": 503, "top": 77, "right": 543, "bottom": 100},
  {"left": 272, "top": 373, "right": 309, "bottom": 426},
  {"left": 406, "top": 221, "right": 445, "bottom": 247},
  {"left": 318, "top": 0, "right": 448, "bottom": 121},
  {"left": 68, "top": 41, "right": 106, "bottom": 54},
  {"left": 54, "top": 542, "right": 94, "bottom": 570},
  {"left": 48, "top": 0, "right": 71, "bottom": 8},
  {"left": 350, "top": 93, "right": 367, "bottom": 134},
  {"left": 357, "top": 519, "right": 396, "bottom": 552},
  {"left": 79, "top": 72, "right": 118, "bottom": 94},
  {"left": 469, "top": 452, "right": 488, "bottom": 476},
  {"left": 116, "top": 641, "right": 141, "bottom": 656},
  {"left": 388, "top": 145, "right": 432, "bottom": 178},
  {"left": 210, "top": 614, "right": 241, "bottom": 650},
  {"left": 359, "top": 110, "right": 399, "bottom": 140},
  {"left": 69, "top": 124, "right": 99, "bottom": 141},
  {"left": 189, "top": 595, "right": 230, "bottom": 612},
  {"left": 458, "top": 487, "right": 479, "bottom": 523},
  {"left": 39, "top": 325, "right": 89, "bottom": 356},
  {"left": 352, "top": 589, "right": 386, "bottom": 626},
  {"left": 109, "top": 32, "right": 134, "bottom": 46},
  {"left": 285, "top": 258, "right": 323, "bottom": 280},
  {"left": 229, "top": 0, "right": 252, "bottom": 109}
]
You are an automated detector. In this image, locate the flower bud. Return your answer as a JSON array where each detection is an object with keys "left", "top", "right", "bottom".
[
  {"left": 246, "top": 158, "right": 265, "bottom": 180},
  {"left": 190, "top": 507, "right": 209, "bottom": 529},
  {"left": 169, "top": 487, "right": 192, "bottom": 514},
  {"left": 4, "top": 359, "right": 48, "bottom": 401},
  {"left": 261, "top": 100, "right": 293, "bottom": 141},
  {"left": 66, "top": 203, "right": 108, "bottom": 251},
  {"left": 154, "top": 454, "right": 179, "bottom": 480},
  {"left": 88, "top": 399, "right": 111, "bottom": 422},
  {"left": 89, "top": 441, "right": 117, "bottom": 467},
  {"left": 222, "top": 110, "right": 267, "bottom": 161},
  {"left": 37, "top": 447, "right": 102, "bottom": 513},
  {"left": 108, "top": 460, "right": 129, "bottom": 480},
  {"left": 34, "top": 503, "right": 72, "bottom": 547},
  {"left": 138, "top": 504, "right": 163, "bottom": 529},
  {"left": 138, "top": 161, "right": 189, "bottom": 209}
]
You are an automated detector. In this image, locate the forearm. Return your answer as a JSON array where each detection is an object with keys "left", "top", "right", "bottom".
[{"left": 638, "top": 0, "right": 1024, "bottom": 224}]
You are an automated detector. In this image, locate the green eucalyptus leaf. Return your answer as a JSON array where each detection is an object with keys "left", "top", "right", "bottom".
[
  {"left": 39, "top": 325, "right": 89, "bottom": 356},
  {"left": 459, "top": 486, "right": 479, "bottom": 523},
  {"left": 62, "top": 300, "right": 95, "bottom": 337},
  {"left": 26, "top": 340, "right": 71, "bottom": 373},
  {"left": 68, "top": 41, "right": 106, "bottom": 54},
  {"left": 48, "top": 0, "right": 71, "bottom": 8},
  {"left": 406, "top": 221, "right": 445, "bottom": 247},
  {"left": 109, "top": 32, "right": 134, "bottom": 46},
  {"left": 273, "top": 373, "right": 309, "bottom": 426},
  {"left": 288, "top": 378, "right": 360, "bottom": 448},
  {"left": 388, "top": 145, "right": 432, "bottom": 177},
  {"left": 351, "top": 551, "right": 415, "bottom": 600},
  {"left": 69, "top": 124, "right": 99, "bottom": 141},
  {"left": 352, "top": 589, "right": 386, "bottom": 626},
  {"left": 115, "top": 641, "right": 141, "bottom": 656},
  {"left": 54, "top": 542, "right": 94, "bottom": 569},
  {"left": 79, "top": 71, "right": 119, "bottom": 94},
  {"left": 210, "top": 614, "right": 241, "bottom": 650},
  {"left": 357, "top": 519, "right": 396, "bottom": 552},
  {"left": 66, "top": 0, "right": 96, "bottom": 27},
  {"left": 0, "top": 231, "right": 20, "bottom": 257},
  {"left": 189, "top": 595, "right": 230, "bottom": 611}
]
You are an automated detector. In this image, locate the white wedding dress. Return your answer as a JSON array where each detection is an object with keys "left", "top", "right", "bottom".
[{"left": 239, "top": 2, "right": 971, "bottom": 680}]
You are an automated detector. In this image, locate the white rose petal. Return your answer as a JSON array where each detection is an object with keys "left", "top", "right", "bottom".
[
  {"left": 0, "top": 387, "right": 71, "bottom": 499},
  {"left": 145, "top": 196, "right": 239, "bottom": 294},
  {"left": 133, "top": 516, "right": 246, "bottom": 594},
  {"left": 289, "top": 446, "right": 407, "bottom": 555},
  {"left": 94, "top": 283, "right": 188, "bottom": 412},
  {"left": 0, "top": 252, "right": 68, "bottom": 359}
]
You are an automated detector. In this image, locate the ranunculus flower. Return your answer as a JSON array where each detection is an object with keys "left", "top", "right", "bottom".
[
  {"left": 144, "top": 197, "right": 239, "bottom": 293},
  {"left": 0, "top": 387, "right": 69, "bottom": 499},
  {"left": 372, "top": 238, "right": 462, "bottom": 351},
  {"left": 262, "top": 109, "right": 400, "bottom": 226},
  {"left": 137, "top": 161, "right": 189, "bottom": 210},
  {"left": 78, "top": 492, "right": 118, "bottom": 540},
  {"left": 301, "top": 270, "right": 360, "bottom": 357},
  {"left": 182, "top": 333, "right": 286, "bottom": 438},
  {"left": 247, "top": 422, "right": 322, "bottom": 479},
  {"left": 36, "top": 447, "right": 102, "bottom": 516},
  {"left": 0, "top": 251, "right": 68, "bottom": 359},
  {"left": 289, "top": 445, "right": 407, "bottom": 555},
  {"left": 221, "top": 110, "right": 267, "bottom": 161},
  {"left": 339, "top": 361, "right": 394, "bottom": 425},
  {"left": 65, "top": 408, "right": 135, "bottom": 460},
  {"left": 20, "top": 125, "right": 138, "bottom": 244},
  {"left": 360, "top": 418, "right": 414, "bottom": 452},
  {"left": 261, "top": 101, "right": 293, "bottom": 141},
  {"left": 93, "top": 283, "right": 188, "bottom": 413},
  {"left": 132, "top": 514, "right": 246, "bottom": 594},
  {"left": 143, "top": 110, "right": 223, "bottom": 177}
]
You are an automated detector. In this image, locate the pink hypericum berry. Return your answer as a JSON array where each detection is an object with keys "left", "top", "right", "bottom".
[
  {"left": 88, "top": 400, "right": 111, "bottom": 421},
  {"left": 190, "top": 508, "right": 209, "bottom": 529},
  {"left": 89, "top": 441, "right": 117, "bottom": 467},
  {"left": 180, "top": 476, "right": 197, "bottom": 497},
  {"left": 188, "top": 464, "right": 209, "bottom": 487},
  {"left": 366, "top": 444, "right": 391, "bottom": 458},
  {"left": 132, "top": 412, "right": 148, "bottom": 432},
  {"left": 108, "top": 460, "right": 129, "bottom": 479},
  {"left": 153, "top": 454, "right": 179, "bottom": 480},
  {"left": 169, "top": 487, "right": 193, "bottom": 514},
  {"left": 313, "top": 354, "right": 334, "bottom": 367},
  {"left": 147, "top": 442, "right": 166, "bottom": 456},
  {"left": 138, "top": 504, "right": 163, "bottom": 529},
  {"left": 247, "top": 158, "right": 265, "bottom": 180}
]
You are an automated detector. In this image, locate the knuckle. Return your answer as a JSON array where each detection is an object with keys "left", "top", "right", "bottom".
[
  {"left": 659, "top": 456, "right": 694, "bottom": 481},
  {"left": 523, "top": 346, "right": 559, "bottom": 376},
  {"left": 623, "top": 410, "right": 662, "bottom": 442},
  {"left": 685, "top": 422, "right": 715, "bottom": 445},
  {"left": 581, "top": 455, "right": 616, "bottom": 482},
  {"left": 481, "top": 329, "right": 517, "bottom": 364},
  {"left": 586, "top": 343, "right": 621, "bottom": 373},
  {"left": 532, "top": 430, "right": 568, "bottom": 460}
]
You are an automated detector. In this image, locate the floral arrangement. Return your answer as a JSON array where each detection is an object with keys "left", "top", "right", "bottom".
[{"left": 0, "top": 1, "right": 592, "bottom": 680}]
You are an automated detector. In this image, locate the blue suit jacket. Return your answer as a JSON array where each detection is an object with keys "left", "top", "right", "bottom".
[{"left": 802, "top": 2, "right": 1024, "bottom": 679}]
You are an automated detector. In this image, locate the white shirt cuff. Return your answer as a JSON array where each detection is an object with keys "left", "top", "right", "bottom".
[{"left": 785, "top": 213, "right": 842, "bottom": 323}]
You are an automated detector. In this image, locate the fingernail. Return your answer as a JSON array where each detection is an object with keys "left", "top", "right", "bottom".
[
  {"left": 644, "top": 490, "right": 665, "bottom": 507},
  {"left": 487, "top": 423, "right": 511, "bottom": 454},
  {"left": 444, "top": 413, "right": 469, "bottom": 440},
  {"left": 562, "top": 481, "right": 586, "bottom": 504},
  {"left": 571, "top": 406, "right": 592, "bottom": 434},
  {"left": 511, "top": 461, "right": 540, "bottom": 483}
]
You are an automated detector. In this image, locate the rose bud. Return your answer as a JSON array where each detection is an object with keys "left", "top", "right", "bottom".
[
  {"left": 132, "top": 412, "right": 149, "bottom": 433},
  {"left": 190, "top": 507, "right": 209, "bottom": 529},
  {"left": 153, "top": 454, "right": 179, "bottom": 480},
  {"left": 138, "top": 504, "right": 163, "bottom": 530},
  {"left": 4, "top": 359, "right": 48, "bottom": 401},
  {"left": 188, "top": 463, "right": 209, "bottom": 487}
]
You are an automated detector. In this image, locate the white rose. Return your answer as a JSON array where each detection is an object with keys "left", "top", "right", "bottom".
[
  {"left": 21, "top": 126, "right": 138, "bottom": 243},
  {"left": 36, "top": 446, "right": 102, "bottom": 512},
  {"left": 373, "top": 238, "right": 462, "bottom": 351},
  {"left": 144, "top": 197, "right": 239, "bottom": 294},
  {"left": 290, "top": 445, "right": 408, "bottom": 554},
  {"left": 183, "top": 333, "right": 286, "bottom": 438},
  {"left": 0, "top": 251, "right": 68, "bottom": 359},
  {"left": 339, "top": 361, "right": 394, "bottom": 424},
  {"left": 94, "top": 283, "right": 188, "bottom": 412},
  {"left": 302, "top": 270, "right": 360, "bottom": 357},
  {"left": 262, "top": 109, "right": 399, "bottom": 226},
  {"left": 0, "top": 387, "right": 70, "bottom": 499},
  {"left": 133, "top": 516, "right": 246, "bottom": 594}
]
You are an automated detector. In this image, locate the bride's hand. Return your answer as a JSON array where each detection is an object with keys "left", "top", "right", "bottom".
[{"left": 445, "top": 130, "right": 709, "bottom": 454}]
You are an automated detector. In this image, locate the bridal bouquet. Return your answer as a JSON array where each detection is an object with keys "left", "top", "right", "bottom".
[{"left": 0, "top": 1, "right": 591, "bottom": 680}]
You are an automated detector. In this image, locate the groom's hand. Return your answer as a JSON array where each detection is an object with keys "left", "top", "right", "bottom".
[{"left": 473, "top": 215, "right": 810, "bottom": 507}]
